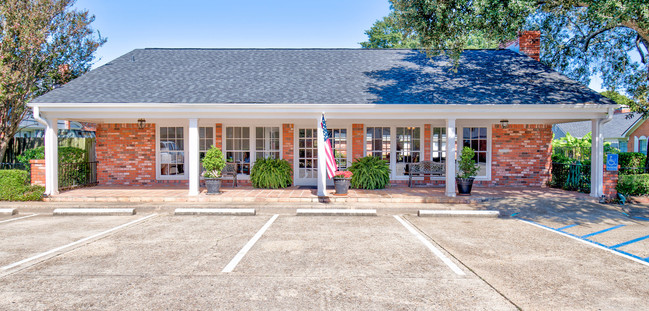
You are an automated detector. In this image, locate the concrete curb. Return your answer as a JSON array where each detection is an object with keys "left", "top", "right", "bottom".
[
  {"left": 53, "top": 208, "right": 136, "bottom": 216},
  {"left": 0, "top": 208, "right": 18, "bottom": 216},
  {"left": 174, "top": 208, "right": 256, "bottom": 216},
  {"left": 296, "top": 208, "right": 377, "bottom": 216},
  {"left": 418, "top": 210, "right": 500, "bottom": 217}
]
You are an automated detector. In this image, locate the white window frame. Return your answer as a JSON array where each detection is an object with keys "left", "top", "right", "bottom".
[
  {"left": 254, "top": 126, "right": 281, "bottom": 161},
  {"left": 395, "top": 126, "right": 422, "bottom": 177},
  {"left": 222, "top": 121, "right": 283, "bottom": 180},
  {"left": 156, "top": 122, "right": 189, "bottom": 181},
  {"left": 457, "top": 125, "right": 492, "bottom": 181}
]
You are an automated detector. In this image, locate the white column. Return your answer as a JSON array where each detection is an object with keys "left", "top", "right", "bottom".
[
  {"left": 188, "top": 118, "right": 200, "bottom": 196},
  {"left": 317, "top": 116, "right": 327, "bottom": 196},
  {"left": 44, "top": 118, "right": 59, "bottom": 195},
  {"left": 445, "top": 119, "right": 456, "bottom": 197},
  {"left": 591, "top": 119, "right": 604, "bottom": 197}
]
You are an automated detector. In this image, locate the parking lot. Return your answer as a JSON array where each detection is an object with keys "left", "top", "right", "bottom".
[{"left": 1, "top": 201, "right": 648, "bottom": 310}]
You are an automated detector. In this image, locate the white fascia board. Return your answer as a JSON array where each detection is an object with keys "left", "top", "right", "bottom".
[{"left": 32, "top": 103, "right": 614, "bottom": 121}]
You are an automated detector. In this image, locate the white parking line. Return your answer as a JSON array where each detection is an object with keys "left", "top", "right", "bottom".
[
  {"left": 222, "top": 214, "right": 279, "bottom": 273},
  {"left": 394, "top": 215, "right": 466, "bottom": 276},
  {"left": 0, "top": 214, "right": 39, "bottom": 224},
  {"left": 0, "top": 214, "right": 157, "bottom": 272}
]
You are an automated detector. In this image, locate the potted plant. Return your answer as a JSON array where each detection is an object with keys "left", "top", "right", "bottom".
[
  {"left": 333, "top": 170, "right": 353, "bottom": 195},
  {"left": 201, "top": 145, "right": 226, "bottom": 194},
  {"left": 456, "top": 146, "right": 480, "bottom": 195}
]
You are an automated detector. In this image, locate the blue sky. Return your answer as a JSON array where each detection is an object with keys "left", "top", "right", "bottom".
[
  {"left": 75, "top": 0, "right": 605, "bottom": 91},
  {"left": 75, "top": 0, "right": 391, "bottom": 67}
]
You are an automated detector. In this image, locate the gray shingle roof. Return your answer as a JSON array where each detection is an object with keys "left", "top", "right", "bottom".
[
  {"left": 32, "top": 48, "right": 615, "bottom": 105},
  {"left": 553, "top": 112, "right": 643, "bottom": 139}
]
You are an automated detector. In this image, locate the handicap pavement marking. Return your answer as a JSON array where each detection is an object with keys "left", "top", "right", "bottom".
[
  {"left": 580, "top": 224, "right": 626, "bottom": 238},
  {"left": 517, "top": 218, "right": 649, "bottom": 267}
]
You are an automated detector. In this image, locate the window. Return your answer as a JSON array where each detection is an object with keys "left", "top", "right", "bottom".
[
  {"left": 329, "top": 128, "right": 348, "bottom": 169},
  {"left": 226, "top": 127, "right": 250, "bottom": 175},
  {"left": 463, "top": 127, "right": 487, "bottom": 177},
  {"left": 619, "top": 141, "right": 628, "bottom": 152},
  {"left": 199, "top": 127, "right": 214, "bottom": 172},
  {"left": 298, "top": 128, "right": 318, "bottom": 179},
  {"left": 641, "top": 139, "right": 648, "bottom": 155},
  {"left": 366, "top": 127, "right": 390, "bottom": 160},
  {"left": 431, "top": 127, "right": 447, "bottom": 164},
  {"left": 160, "top": 127, "right": 185, "bottom": 176},
  {"left": 255, "top": 127, "right": 280, "bottom": 160},
  {"left": 396, "top": 127, "right": 421, "bottom": 176}
]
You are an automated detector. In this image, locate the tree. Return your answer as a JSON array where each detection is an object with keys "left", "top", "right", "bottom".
[
  {"left": 389, "top": 0, "right": 648, "bottom": 112},
  {"left": 600, "top": 90, "right": 635, "bottom": 107},
  {"left": 360, "top": 10, "right": 499, "bottom": 49},
  {"left": 0, "top": 0, "right": 105, "bottom": 162}
]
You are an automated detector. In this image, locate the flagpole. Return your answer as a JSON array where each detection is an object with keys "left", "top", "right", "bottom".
[{"left": 316, "top": 114, "right": 327, "bottom": 196}]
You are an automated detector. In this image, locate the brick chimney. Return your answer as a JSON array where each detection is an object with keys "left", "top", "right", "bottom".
[{"left": 519, "top": 31, "right": 540, "bottom": 61}]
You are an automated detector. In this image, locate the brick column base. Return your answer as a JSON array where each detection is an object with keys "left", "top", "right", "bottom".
[
  {"left": 603, "top": 167, "right": 619, "bottom": 198},
  {"left": 30, "top": 159, "right": 46, "bottom": 186}
]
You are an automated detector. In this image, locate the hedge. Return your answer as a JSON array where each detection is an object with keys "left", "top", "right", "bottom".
[
  {"left": 616, "top": 174, "right": 649, "bottom": 196},
  {"left": 0, "top": 170, "right": 44, "bottom": 201},
  {"left": 618, "top": 152, "right": 646, "bottom": 174}
]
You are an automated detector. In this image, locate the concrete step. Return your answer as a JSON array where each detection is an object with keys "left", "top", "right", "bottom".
[
  {"left": 53, "top": 208, "right": 136, "bottom": 216},
  {"left": 418, "top": 210, "right": 500, "bottom": 217},
  {"left": 296, "top": 208, "right": 377, "bottom": 216},
  {"left": 174, "top": 208, "right": 256, "bottom": 216}
]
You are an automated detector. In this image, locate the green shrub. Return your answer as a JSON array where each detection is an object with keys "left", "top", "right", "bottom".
[
  {"left": 348, "top": 156, "right": 391, "bottom": 189},
  {"left": 18, "top": 146, "right": 86, "bottom": 167},
  {"left": 250, "top": 158, "right": 293, "bottom": 189},
  {"left": 457, "top": 147, "right": 479, "bottom": 179},
  {"left": 618, "top": 152, "right": 646, "bottom": 174},
  {"left": 616, "top": 174, "right": 649, "bottom": 196},
  {"left": 0, "top": 170, "right": 44, "bottom": 201},
  {"left": 201, "top": 146, "right": 226, "bottom": 178}
]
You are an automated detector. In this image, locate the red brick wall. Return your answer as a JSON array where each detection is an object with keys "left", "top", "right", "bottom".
[
  {"left": 490, "top": 124, "right": 553, "bottom": 186},
  {"left": 352, "top": 124, "right": 364, "bottom": 161},
  {"left": 30, "top": 159, "right": 46, "bottom": 186},
  {"left": 215, "top": 123, "right": 223, "bottom": 149},
  {"left": 520, "top": 31, "right": 540, "bottom": 61},
  {"left": 96, "top": 123, "right": 156, "bottom": 185},
  {"left": 282, "top": 123, "right": 294, "bottom": 164},
  {"left": 627, "top": 119, "right": 649, "bottom": 152},
  {"left": 603, "top": 167, "right": 618, "bottom": 198}
]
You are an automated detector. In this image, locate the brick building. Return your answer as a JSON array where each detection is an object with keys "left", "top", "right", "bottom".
[{"left": 29, "top": 32, "right": 617, "bottom": 198}]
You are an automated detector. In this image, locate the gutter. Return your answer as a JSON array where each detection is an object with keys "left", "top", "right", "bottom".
[{"left": 32, "top": 106, "right": 50, "bottom": 128}]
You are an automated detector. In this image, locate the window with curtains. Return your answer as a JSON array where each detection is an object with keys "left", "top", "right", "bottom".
[
  {"left": 160, "top": 127, "right": 185, "bottom": 176},
  {"left": 395, "top": 127, "right": 421, "bottom": 176},
  {"left": 462, "top": 127, "right": 488, "bottom": 177},
  {"left": 366, "top": 127, "right": 390, "bottom": 160},
  {"left": 226, "top": 127, "right": 251, "bottom": 175}
]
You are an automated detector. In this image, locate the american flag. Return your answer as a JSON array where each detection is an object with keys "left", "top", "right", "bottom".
[{"left": 321, "top": 114, "right": 338, "bottom": 179}]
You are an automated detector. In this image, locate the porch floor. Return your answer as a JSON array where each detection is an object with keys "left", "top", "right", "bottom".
[{"left": 46, "top": 185, "right": 593, "bottom": 204}]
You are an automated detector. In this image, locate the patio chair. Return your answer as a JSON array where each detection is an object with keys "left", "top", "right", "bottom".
[
  {"left": 408, "top": 161, "right": 445, "bottom": 187},
  {"left": 222, "top": 162, "right": 238, "bottom": 187}
]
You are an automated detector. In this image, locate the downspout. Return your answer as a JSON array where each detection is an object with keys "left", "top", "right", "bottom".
[
  {"left": 594, "top": 107, "right": 615, "bottom": 198},
  {"left": 32, "top": 106, "right": 49, "bottom": 128},
  {"left": 32, "top": 106, "right": 56, "bottom": 195}
]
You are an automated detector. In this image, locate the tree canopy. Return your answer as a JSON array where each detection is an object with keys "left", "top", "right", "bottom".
[
  {"left": 388, "top": 0, "right": 648, "bottom": 112},
  {"left": 0, "top": 0, "right": 105, "bottom": 161}
]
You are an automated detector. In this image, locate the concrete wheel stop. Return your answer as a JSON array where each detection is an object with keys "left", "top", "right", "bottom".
[
  {"left": 174, "top": 208, "right": 256, "bottom": 216},
  {"left": 296, "top": 209, "right": 377, "bottom": 216},
  {"left": 418, "top": 210, "right": 500, "bottom": 217},
  {"left": 0, "top": 208, "right": 18, "bottom": 216},
  {"left": 53, "top": 208, "right": 136, "bottom": 216}
]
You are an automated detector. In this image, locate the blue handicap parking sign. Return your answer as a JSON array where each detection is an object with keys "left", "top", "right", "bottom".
[{"left": 606, "top": 154, "right": 618, "bottom": 171}]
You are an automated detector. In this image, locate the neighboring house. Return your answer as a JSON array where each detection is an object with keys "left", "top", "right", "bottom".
[
  {"left": 16, "top": 117, "right": 96, "bottom": 138},
  {"left": 553, "top": 110, "right": 645, "bottom": 154},
  {"left": 28, "top": 31, "right": 617, "bottom": 198}
]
